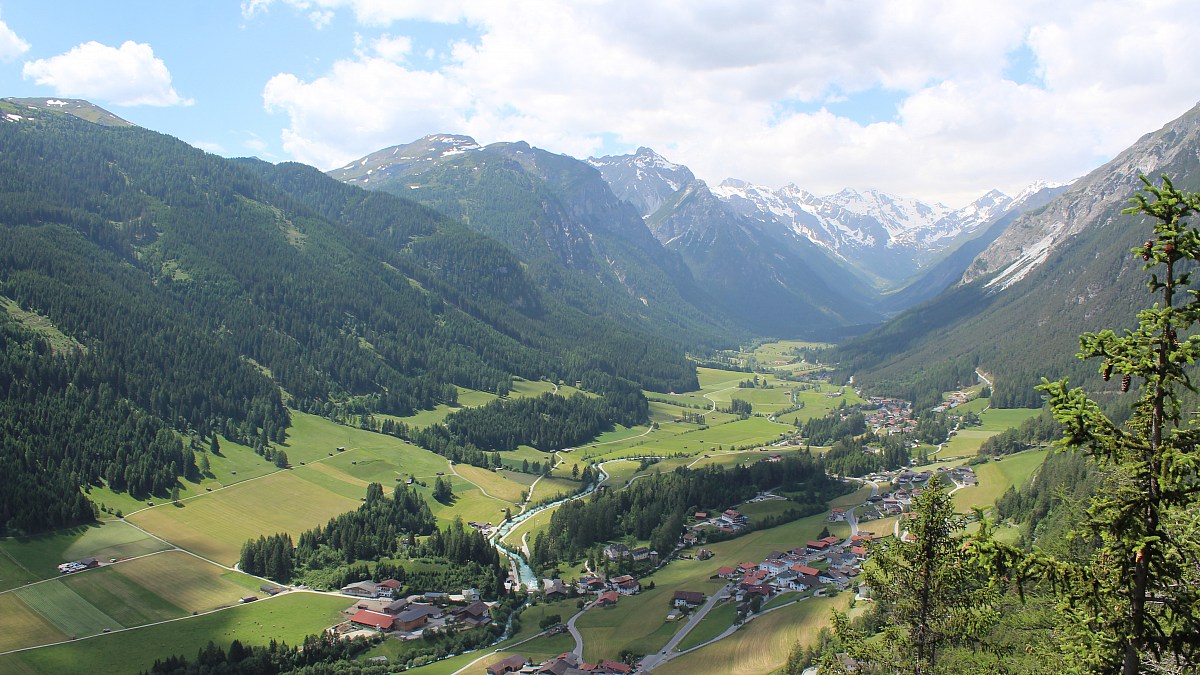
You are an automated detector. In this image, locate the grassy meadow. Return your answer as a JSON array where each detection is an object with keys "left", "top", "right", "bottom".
[
  {"left": 0, "top": 593, "right": 349, "bottom": 675},
  {"left": 0, "top": 348, "right": 1053, "bottom": 674}
]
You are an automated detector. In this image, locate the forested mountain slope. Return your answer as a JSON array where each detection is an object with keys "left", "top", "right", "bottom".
[
  {"left": 830, "top": 103, "right": 1200, "bottom": 408},
  {"left": 644, "top": 178, "right": 882, "bottom": 337},
  {"left": 330, "top": 136, "right": 740, "bottom": 347},
  {"left": 0, "top": 99, "right": 699, "bottom": 535}
]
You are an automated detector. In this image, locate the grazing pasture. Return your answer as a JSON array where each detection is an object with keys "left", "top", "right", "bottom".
[
  {"left": 0, "top": 521, "right": 169, "bottom": 583},
  {"left": 655, "top": 594, "right": 850, "bottom": 675},
  {"left": 0, "top": 593, "right": 349, "bottom": 675}
]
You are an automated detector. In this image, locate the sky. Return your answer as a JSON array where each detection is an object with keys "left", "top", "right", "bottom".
[{"left": 1, "top": 1, "right": 1199, "bottom": 207}]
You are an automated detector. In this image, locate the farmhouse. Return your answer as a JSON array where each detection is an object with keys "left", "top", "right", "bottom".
[
  {"left": 603, "top": 543, "right": 629, "bottom": 561},
  {"left": 543, "top": 578, "right": 570, "bottom": 599},
  {"left": 486, "top": 654, "right": 528, "bottom": 675},
  {"left": 349, "top": 610, "right": 394, "bottom": 630},
  {"left": 394, "top": 604, "right": 440, "bottom": 631},
  {"left": 596, "top": 590, "right": 619, "bottom": 607},
  {"left": 341, "top": 581, "right": 380, "bottom": 598},
  {"left": 449, "top": 601, "right": 492, "bottom": 627},
  {"left": 610, "top": 575, "right": 640, "bottom": 595},
  {"left": 672, "top": 590, "right": 706, "bottom": 607},
  {"left": 352, "top": 597, "right": 410, "bottom": 615},
  {"left": 577, "top": 575, "right": 606, "bottom": 594}
]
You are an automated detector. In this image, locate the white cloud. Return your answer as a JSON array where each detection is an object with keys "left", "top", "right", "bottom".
[
  {"left": 23, "top": 41, "right": 192, "bottom": 107},
  {"left": 191, "top": 140, "right": 227, "bottom": 154},
  {"left": 253, "top": 0, "right": 1200, "bottom": 205},
  {"left": 263, "top": 55, "right": 469, "bottom": 168},
  {"left": 242, "top": 0, "right": 469, "bottom": 26},
  {"left": 0, "top": 10, "right": 30, "bottom": 61}
]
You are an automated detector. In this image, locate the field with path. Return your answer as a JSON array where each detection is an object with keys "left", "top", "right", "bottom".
[
  {"left": 940, "top": 406, "right": 1041, "bottom": 457},
  {"left": 952, "top": 448, "right": 1051, "bottom": 511},
  {"left": 655, "top": 594, "right": 851, "bottom": 675},
  {"left": 0, "top": 550, "right": 266, "bottom": 653},
  {"left": 0, "top": 521, "right": 170, "bottom": 586},
  {"left": 0, "top": 593, "right": 349, "bottom": 675}
]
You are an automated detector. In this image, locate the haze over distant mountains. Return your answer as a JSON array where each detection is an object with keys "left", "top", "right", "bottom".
[{"left": 332, "top": 133, "right": 1067, "bottom": 336}]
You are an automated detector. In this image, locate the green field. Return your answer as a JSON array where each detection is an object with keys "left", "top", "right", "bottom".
[
  {"left": 0, "top": 593, "right": 349, "bottom": 675},
  {"left": 453, "top": 463, "right": 525, "bottom": 504},
  {"left": 127, "top": 471, "right": 360, "bottom": 565},
  {"left": 0, "top": 593, "right": 68, "bottom": 652},
  {"left": 123, "top": 412, "right": 539, "bottom": 564},
  {"left": 675, "top": 600, "right": 737, "bottom": 651},
  {"left": 0, "top": 549, "right": 38, "bottom": 593},
  {"left": 655, "top": 594, "right": 850, "bottom": 675},
  {"left": 0, "top": 521, "right": 170, "bottom": 585},
  {"left": 0, "top": 550, "right": 267, "bottom": 653},
  {"left": 953, "top": 448, "right": 1051, "bottom": 511},
  {"left": 13, "top": 580, "right": 123, "bottom": 639}
]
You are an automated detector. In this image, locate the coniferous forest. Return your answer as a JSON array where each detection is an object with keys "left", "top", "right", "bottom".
[{"left": 0, "top": 103, "right": 711, "bottom": 535}]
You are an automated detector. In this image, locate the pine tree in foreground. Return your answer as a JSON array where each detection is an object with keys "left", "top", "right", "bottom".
[{"left": 973, "top": 175, "right": 1200, "bottom": 674}]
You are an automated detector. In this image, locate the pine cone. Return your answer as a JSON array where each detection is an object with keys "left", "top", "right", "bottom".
[{"left": 1121, "top": 374, "right": 1131, "bottom": 392}]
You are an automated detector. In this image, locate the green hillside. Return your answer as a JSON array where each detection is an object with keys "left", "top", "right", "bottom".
[{"left": 0, "top": 101, "right": 703, "bottom": 535}]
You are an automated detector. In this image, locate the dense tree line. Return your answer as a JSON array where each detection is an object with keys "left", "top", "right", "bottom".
[
  {"left": 801, "top": 410, "right": 866, "bottom": 445},
  {"left": 239, "top": 483, "right": 504, "bottom": 597},
  {"left": 240, "top": 483, "right": 436, "bottom": 579},
  {"left": 0, "top": 102, "right": 708, "bottom": 534},
  {"left": 0, "top": 317, "right": 198, "bottom": 534},
  {"left": 405, "top": 374, "right": 649, "bottom": 467},
  {"left": 976, "top": 407, "right": 1060, "bottom": 457},
  {"left": 144, "top": 634, "right": 380, "bottom": 675},
  {"left": 414, "top": 518, "right": 505, "bottom": 598},
  {"left": 529, "top": 455, "right": 842, "bottom": 569},
  {"left": 823, "top": 435, "right": 910, "bottom": 477}
]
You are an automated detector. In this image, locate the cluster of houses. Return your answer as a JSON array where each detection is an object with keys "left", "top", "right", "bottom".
[
  {"left": 336, "top": 580, "right": 491, "bottom": 638},
  {"left": 57, "top": 557, "right": 100, "bottom": 574},
  {"left": 713, "top": 534, "right": 873, "bottom": 600},
  {"left": 602, "top": 543, "right": 659, "bottom": 565},
  {"left": 931, "top": 391, "right": 972, "bottom": 413},
  {"left": 485, "top": 652, "right": 632, "bottom": 675},
  {"left": 542, "top": 572, "right": 641, "bottom": 605},
  {"left": 467, "top": 520, "right": 500, "bottom": 538},
  {"left": 694, "top": 508, "right": 749, "bottom": 535},
  {"left": 863, "top": 397, "right": 915, "bottom": 435}
]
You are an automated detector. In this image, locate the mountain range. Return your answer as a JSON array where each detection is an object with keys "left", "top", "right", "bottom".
[
  {"left": 5, "top": 90, "right": 1200, "bottom": 533},
  {"left": 332, "top": 136, "right": 1064, "bottom": 337}
]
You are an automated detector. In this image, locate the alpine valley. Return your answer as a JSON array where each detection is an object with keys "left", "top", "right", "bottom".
[{"left": 3, "top": 94, "right": 1200, "bottom": 675}]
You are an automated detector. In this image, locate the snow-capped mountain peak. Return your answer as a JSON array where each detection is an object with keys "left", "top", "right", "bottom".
[{"left": 587, "top": 147, "right": 696, "bottom": 217}]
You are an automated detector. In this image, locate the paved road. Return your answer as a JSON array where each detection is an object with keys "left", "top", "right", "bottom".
[
  {"left": 566, "top": 602, "right": 588, "bottom": 661},
  {"left": 638, "top": 582, "right": 733, "bottom": 671}
]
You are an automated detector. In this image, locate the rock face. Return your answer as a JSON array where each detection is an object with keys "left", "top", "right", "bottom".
[
  {"left": 330, "top": 136, "right": 736, "bottom": 345},
  {"left": 587, "top": 147, "right": 696, "bottom": 218},
  {"left": 589, "top": 147, "right": 1056, "bottom": 291},
  {"left": 964, "top": 104, "right": 1200, "bottom": 289}
]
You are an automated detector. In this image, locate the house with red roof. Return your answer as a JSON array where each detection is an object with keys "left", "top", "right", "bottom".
[{"left": 349, "top": 609, "right": 395, "bottom": 631}]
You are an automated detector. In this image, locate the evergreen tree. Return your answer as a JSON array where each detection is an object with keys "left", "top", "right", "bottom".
[
  {"left": 432, "top": 476, "right": 454, "bottom": 504},
  {"left": 836, "top": 476, "right": 994, "bottom": 673},
  {"left": 973, "top": 176, "right": 1200, "bottom": 673}
]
